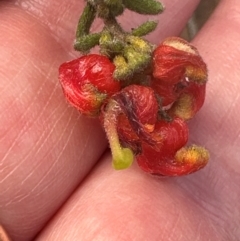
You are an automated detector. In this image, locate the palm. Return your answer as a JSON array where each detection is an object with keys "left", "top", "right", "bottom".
[{"left": 0, "top": 0, "right": 239, "bottom": 240}]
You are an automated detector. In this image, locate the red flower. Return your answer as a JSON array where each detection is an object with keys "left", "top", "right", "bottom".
[
  {"left": 115, "top": 85, "right": 159, "bottom": 153},
  {"left": 58, "top": 35, "right": 210, "bottom": 176},
  {"left": 150, "top": 37, "right": 208, "bottom": 120},
  {"left": 136, "top": 117, "right": 209, "bottom": 176},
  {"left": 102, "top": 84, "right": 209, "bottom": 175},
  {"left": 102, "top": 85, "right": 158, "bottom": 169},
  {"left": 59, "top": 54, "right": 120, "bottom": 116},
  {"left": 152, "top": 37, "right": 207, "bottom": 85}
]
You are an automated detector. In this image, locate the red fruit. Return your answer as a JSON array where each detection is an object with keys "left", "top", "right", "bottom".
[
  {"left": 59, "top": 54, "right": 120, "bottom": 116},
  {"left": 136, "top": 117, "right": 209, "bottom": 176},
  {"left": 152, "top": 37, "right": 207, "bottom": 85}
]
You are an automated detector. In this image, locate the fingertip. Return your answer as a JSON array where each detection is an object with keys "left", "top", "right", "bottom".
[{"left": 0, "top": 225, "right": 12, "bottom": 241}]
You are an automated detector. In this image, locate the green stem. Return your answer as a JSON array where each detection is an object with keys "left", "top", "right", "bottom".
[
  {"left": 103, "top": 17, "right": 125, "bottom": 40},
  {"left": 103, "top": 100, "right": 134, "bottom": 170}
]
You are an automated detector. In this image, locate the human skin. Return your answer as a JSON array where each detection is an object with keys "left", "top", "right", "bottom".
[{"left": 0, "top": 0, "right": 240, "bottom": 240}]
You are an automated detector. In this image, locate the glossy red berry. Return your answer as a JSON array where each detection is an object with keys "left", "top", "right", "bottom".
[{"left": 59, "top": 54, "right": 120, "bottom": 116}]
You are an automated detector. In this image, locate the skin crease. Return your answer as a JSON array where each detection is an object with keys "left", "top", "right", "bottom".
[{"left": 0, "top": 0, "right": 240, "bottom": 240}]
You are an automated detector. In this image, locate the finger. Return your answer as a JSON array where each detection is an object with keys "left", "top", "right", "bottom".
[
  {"left": 36, "top": 154, "right": 221, "bottom": 241},
  {"left": 0, "top": 3, "right": 107, "bottom": 241},
  {"left": 0, "top": 1, "right": 202, "bottom": 240},
  {"left": 37, "top": 0, "right": 240, "bottom": 240},
  {"left": 183, "top": 0, "right": 240, "bottom": 235},
  {"left": 0, "top": 225, "right": 11, "bottom": 241},
  {"left": 189, "top": 0, "right": 240, "bottom": 188}
]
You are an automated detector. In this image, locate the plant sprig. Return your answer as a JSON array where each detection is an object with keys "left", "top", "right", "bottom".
[{"left": 74, "top": 0, "right": 164, "bottom": 80}]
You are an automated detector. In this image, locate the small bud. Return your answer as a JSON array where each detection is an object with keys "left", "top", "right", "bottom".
[{"left": 59, "top": 54, "right": 120, "bottom": 116}]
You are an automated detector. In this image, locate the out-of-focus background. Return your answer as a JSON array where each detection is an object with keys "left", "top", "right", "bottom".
[{"left": 181, "top": 0, "right": 220, "bottom": 40}]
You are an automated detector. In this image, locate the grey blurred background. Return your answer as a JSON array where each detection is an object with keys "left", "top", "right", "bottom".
[{"left": 181, "top": 0, "right": 220, "bottom": 40}]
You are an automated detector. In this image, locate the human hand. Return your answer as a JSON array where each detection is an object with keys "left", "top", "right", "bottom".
[{"left": 0, "top": 0, "right": 239, "bottom": 240}]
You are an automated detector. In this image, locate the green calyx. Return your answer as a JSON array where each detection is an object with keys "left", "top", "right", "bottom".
[
  {"left": 113, "top": 44, "right": 152, "bottom": 80},
  {"left": 99, "top": 30, "right": 125, "bottom": 57},
  {"left": 75, "top": 0, "right": 164, "bottom": 79}
]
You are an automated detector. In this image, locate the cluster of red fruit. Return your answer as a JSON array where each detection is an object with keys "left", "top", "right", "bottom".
[{"left": 59, "top": 36, "right": 209, "bottom": 176}]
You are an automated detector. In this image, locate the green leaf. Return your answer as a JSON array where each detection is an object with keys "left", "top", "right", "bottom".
[
  {"left": 76, "top": 3, "right": 96, "bottom": 39},
  {"left": 132, "top": 21, "right": 158, "bottom": 36},
  {"left": 123, "top": 0, "right": 164, "bottom": 15},
  {"left": 74, "top": 33, "right": 101, "bottom": 53}
]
